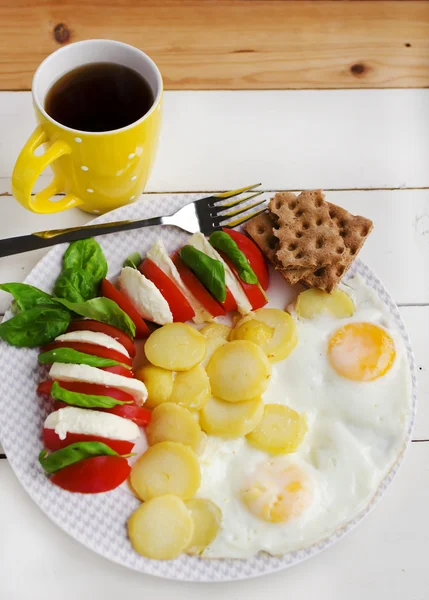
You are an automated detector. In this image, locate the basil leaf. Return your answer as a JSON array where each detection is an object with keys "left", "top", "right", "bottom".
[
  {"left": 209, "top": 231, "right": 258, "bottom": 284},
  {"left": 0, "top": 283, "right": 56, "bottom": 312},
  {"left": 38, "top": 347, "right": 130, "bottom": 369},
  {"left": 50, "top": 381, "right": 132, "bottom": 408},
  {"left": 0, "top": 306, "right": 71, "bottom": 347},
  {"left": 179, "top": 245, "right": 226, "bottom": 302},
  {"left": 55, "top": 297, "right": 136, "bottom": 338},
  {"left": 39, "top": 441, "right": 118, "bottom": 474},
  {"left": 63, "top": 238, "right": 108, "bottom": 283},
  {"left": 123, "top": 252, "right": 142, "bottom": 269},
  {"left": 54, "top": 268, "right": 98, "bottom": 303}
]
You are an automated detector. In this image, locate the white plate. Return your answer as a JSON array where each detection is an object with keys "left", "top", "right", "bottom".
[{"left": 0, "top": 194, "right": 418, "bottom": 582}]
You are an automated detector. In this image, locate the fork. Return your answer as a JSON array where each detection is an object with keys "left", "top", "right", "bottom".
[{"left": 0, "top": 184, "right": 266, "bottom": 258}]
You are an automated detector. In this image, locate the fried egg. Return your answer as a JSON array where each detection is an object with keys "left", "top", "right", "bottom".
[{"left": 196, "top": 275, "right": 412, "bottom": 558}]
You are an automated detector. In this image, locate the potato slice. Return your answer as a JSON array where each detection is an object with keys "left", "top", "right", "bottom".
[
  {"left": 200, "top": 323, "right": 231, "bottom": 340},
  {"left": 295, "top": 288, "right": 355, "bottom": 319},
  {"left": 246, "top": 404, "right": 307, "bottom": 454},
  {"left": 185, "top": 498, "right": 222, "bottom": 555},
  {"left": 128, "top": 495, "right": 194, "bottom": 560},
  {"left": 206, "top": 340, "right": 271, "bottom": 402},
  {"left": 200, "top": 336, "right": 227, "bottom": 369},
  {"left": 135, "top": 363, "right": 174, "bottom": 409},
  {"left": 144, "top": 323, "right": 206, "bottom": 371},
  {"left": 169, "top": 364, "right": 211, "bottom": 410},
  {"left": 232, "top": 308, "right": 297, "bottom": 363},
  {"left": 130, "top": 441, "right": 201, "bottom": 500},
  {"left": 147, "top": 403, "right": 203, "bottom": 452},
  {"left": 200, "top": 396, "right": 264, "bottom": 437}
]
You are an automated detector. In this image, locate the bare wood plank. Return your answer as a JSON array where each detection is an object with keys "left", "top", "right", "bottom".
[{"left": 0, "top": 1, "right": 429, "bottom": 90}]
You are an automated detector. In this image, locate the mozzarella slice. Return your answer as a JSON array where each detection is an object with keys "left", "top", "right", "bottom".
[
  {"left": 55, "top": 331, "right": 130, "bottom": 358},
  {"left": 187, "top": 232, "right": 252, "bottom": 314},
  {"left": 147, "top": 239, "right": 212, "bottom": 324},
  {"left": 45, "top": 406, "right": 139, "bottom": 441},
  {"left": 49, "top": 363, "right": 147, "bottom": 405},
  {"left": 118, "top": 266, "right": 173, "bottom": 325}
]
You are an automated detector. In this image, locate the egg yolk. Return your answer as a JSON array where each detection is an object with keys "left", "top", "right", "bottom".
[
  {"left": 328, "top": 322, "right": 396, "bottom": 382},
  {"left": 241, "top": 459, "right": 313, "bottom": 523}
]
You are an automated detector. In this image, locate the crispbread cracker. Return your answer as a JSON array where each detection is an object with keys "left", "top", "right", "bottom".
[
  {"left": 269, "top": 190, "right": 346, "bottom": 269},
  {"left": 244, "top": 190, "right": 373, "bottom": 293},
  {"left": 300, "top": 204, "right": 373, "bottom": 292},
  {"left": 244, "top": 213, "right": 313, "bottom": 285}
]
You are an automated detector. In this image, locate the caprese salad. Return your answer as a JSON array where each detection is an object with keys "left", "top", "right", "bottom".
[{"left": 0, "top": 227, "right": 269, "bottom": 494}]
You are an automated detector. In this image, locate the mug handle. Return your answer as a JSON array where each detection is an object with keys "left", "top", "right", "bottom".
[{"left": 11, "top": 125, "right": 84, "bottom": 214}]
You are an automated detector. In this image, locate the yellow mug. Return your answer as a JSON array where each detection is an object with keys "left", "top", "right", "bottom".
[{"left": 12, "top": 39, "right": 163, "bottom": 215}]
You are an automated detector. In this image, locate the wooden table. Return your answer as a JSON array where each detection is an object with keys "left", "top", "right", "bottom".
[{"left": 0, "top": 87, "right": 428, "bottom": 597}]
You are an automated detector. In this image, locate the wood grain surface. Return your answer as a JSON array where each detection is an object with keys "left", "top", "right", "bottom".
[{"left": 1, "top": 1, "right": 428, "bottom": 90}]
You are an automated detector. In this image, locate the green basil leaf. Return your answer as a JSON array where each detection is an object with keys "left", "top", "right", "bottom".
[
  {"left": 39, "top": 441, "right": 118, "bottom": 474},
  {"left": 0, "top": 306, "right": 71, "bottom": 347},
  {"left": 63, "top": 238, "right": 108, "bottom": 283},
  {"left": 54, "top": 268, "right": 98, "bottom": 303},
  {"left": 0, "top": 283, "right": 56, "bottom": 312},
  {"left": 55, "top": 297, "right": 136, "bottom": 338},
  {"left": 123, "top": 252, "right": 142, "bottom": 269},
  {"left": 38, "top": 347, "right": 130, "bottom": 369},
  {"left": 50, "top": 381, "right": 132, "bottom": 408},
  {"left": 179, "top": 245, "right": 226, "bottom": 302},
  {"left": 209, "top": 231, "right": 258, "bottom": 284}
]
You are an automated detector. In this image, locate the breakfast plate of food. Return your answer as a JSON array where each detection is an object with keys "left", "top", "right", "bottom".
[{"left": 0, "top": 190, "right": 417, "bottom": 581}]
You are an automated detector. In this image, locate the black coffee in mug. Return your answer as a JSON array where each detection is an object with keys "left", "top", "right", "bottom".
[{"left": 45, "top": 62, "right": 154, "bottom": 132}]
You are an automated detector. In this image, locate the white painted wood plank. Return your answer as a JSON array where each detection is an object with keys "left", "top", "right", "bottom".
[
  {"left": 0, "top": 443, "right": 427, "bottom": 600},
  {"left": 0, "top": 189, "right": 428, "bottom": 308},
  {"left": 1, "top": 90, "right": 429, "bottom": 191},
  {"left": 400, "top": 307, "right": 429, "bottom": 441}
]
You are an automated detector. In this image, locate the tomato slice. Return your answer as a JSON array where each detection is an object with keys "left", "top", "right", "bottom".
[
  {"left": 42, "top": 341, "right": 132, "bottom": 367},
  {"left": 37, "top": 380, "right": 135, "bottom": 403},
  {"left": 222, "top": 228, "right": 269, "bottom": 290},
  {"left": 139, "top": 258, "right": 195, "bottom": 322},
  {"left": 101, "top": 278, "right": 150, "bottom": 338},
  {"left": 221, "top": 287, "right": 238, "bottom": 312},
  {"left": 43, "top": 429, "right": 135, "bottom": 455},
  {"left": 219, "top": 251, "right": 268, "bottom": 310},
  {"left": 50, "top": 455, "right": 131, "bottom": 493},
  {"left": 171, "top": 253, "right": 226, "bottom": 318},
  {"left": 101, "top": 365, "right": 134, "bottom": 378},
  {"left": 67, "top": 320, "right": 136, "bottom": 358},
  {"left": 103, "top": 404, "right": 151, "bottom": 427}
]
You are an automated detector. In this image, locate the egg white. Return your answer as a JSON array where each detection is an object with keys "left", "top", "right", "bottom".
[{"left": 197, "top": 275, "right": 412, "bottom": 558}]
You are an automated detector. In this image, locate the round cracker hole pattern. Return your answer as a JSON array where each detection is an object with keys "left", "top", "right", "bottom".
[
  {"left": 288, "top": 243, "right": 297, "bottom": 251},
  {"left": 296, "top": 252, "right": 303, "bottom": 259},
  {"left": 316, "top": 218, "right": 323, "bottom": 226},
  {"left": 316, "top": 238, "right": 323, "bottom": 249},
  {"left": 302, "top": 222, "right": 310, "bottom": 230},
  {"left": 296, "top": 232, "right": 303, "bottom": 238},
  {"left": 337, "top": 266, "right": 345, "bottom": 276},
  {"left": 314, "top": 267, "right": 325, "bottom": 277},
  {"left": 288, "top": 201, "right": 296, "bottom": 210},
  {"left": 361, "top": 227, "right": 369, "bottom": 237},
  {"left": 336, "top": 247, "right": 344, "bottom": 254},
  {"left": 296, "top": 210, "right": 303, "bottom": 217},
  {"left": 315, "top": 198, "right": 323, "bottom": 207}
]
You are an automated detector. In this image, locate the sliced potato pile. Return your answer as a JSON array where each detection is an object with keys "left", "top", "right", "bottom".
[
  {"left": 200, "top": 396, "right": 264, "bottom": 438},
  {"left": 246, "top": 404, "right": 307, "bottom": 454},
  {"left": 147, "top": 403, "right": 203, "bottom": 452},
  {"left": 231, "top": 308, "right": 297, "bottom": 363},
  {"left": 206, "top": 340, "right": 272, "bottom": 402},
  {"left": 130, "top": 441, "right": 200, "bottom": 501},
  {"left": 200, "top": 323, "right": 231, "bottom": 340},
  {"left": 145, "top": 323, "right": 206, "bottom": 371},
  {"left": 295, "top": 288, "right": 355, "bottom": 319},
  {"left": 169, "top": 364, "right": 210, "bottom": 410},
  {"left": 128, "top": 495, "right": 194, "bottom": 560},
  {"left": 135, "top": 364, "right": 174, "bottom": 409},
  {"left": 185, "top": 498, "right": 222, "bottom": 556}
]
